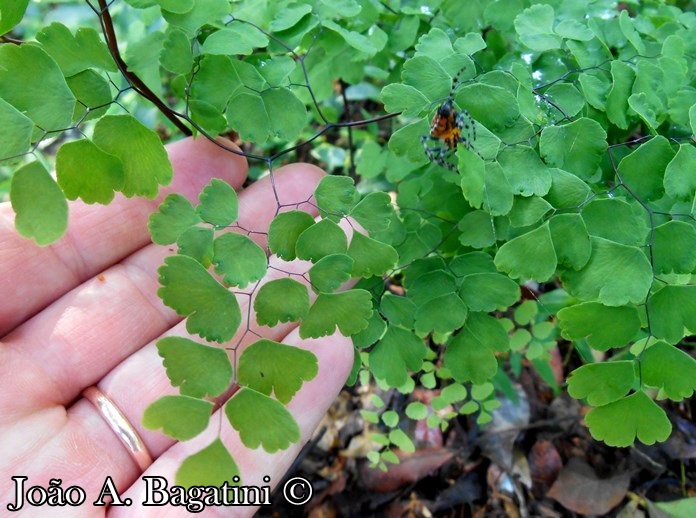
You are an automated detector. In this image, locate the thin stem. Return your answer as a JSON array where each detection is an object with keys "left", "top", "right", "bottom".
[{"left": 96, "top": 0, "right": 192, "bottom": 135}]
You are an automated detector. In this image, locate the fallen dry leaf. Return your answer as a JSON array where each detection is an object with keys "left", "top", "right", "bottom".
[
  {"left": 478, "top": 389, "right": 530, "bottom": 470},
  {"left": 529, "top": 439, "right": 563, "bottom": 488},
  {"left": 360, "top": 447, "right": 454, "bottom": 492},
  {"left": 548, "top": 457, "right": 632, "bottom": 515}
]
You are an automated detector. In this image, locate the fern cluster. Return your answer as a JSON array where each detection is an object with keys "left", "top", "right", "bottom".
[{"left": 1, "top": 0, "right": 695, "bottom": 485}]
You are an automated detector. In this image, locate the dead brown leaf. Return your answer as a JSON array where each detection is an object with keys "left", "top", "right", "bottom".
[
  {"left": 529, "top": 439, "right": 563, "bottom": 488},
  {"left": 360, "top": 448, "right": 454, "bottom": 492},
  {"left": 548, "top": 457, "right": 632, "bottom": 515}
]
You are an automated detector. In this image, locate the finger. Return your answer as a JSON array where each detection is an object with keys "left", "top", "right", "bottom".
[
  {"left": 0, "top": 136, "right": 247, "bottom": 336},
  {"left": 67, "top": 214, "right": 356, "bottom": 497},
  {"left": 84, "top": 188, "right": 354, "bottom": 460},
  {"left": 0, "top": 196, "right": 350, "bottom": 516},
  {"left": 0, "top": 163, "right": 324, "bottom": 416},
  {"left": 112, "top": 329, "right": 355, "bottom": 518},
  {"left": 91, "top": 251, "right": 328, "bottom": 458},
  {"left": 2, "top": 245, "right": 346, "bottom": 510}
]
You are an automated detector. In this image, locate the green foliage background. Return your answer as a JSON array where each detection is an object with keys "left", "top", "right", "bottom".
[{"left": 2, "top": 0, "right": 696, "bottom": 485}]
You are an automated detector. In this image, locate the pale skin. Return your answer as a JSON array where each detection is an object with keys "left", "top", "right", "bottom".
[{"left": 0, "top": 137, "right": 354, "bottom": 516}]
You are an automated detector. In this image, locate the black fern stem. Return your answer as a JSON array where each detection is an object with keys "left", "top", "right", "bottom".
[{"left": 95, "top": 0, "right": 193, "bottom": 136}]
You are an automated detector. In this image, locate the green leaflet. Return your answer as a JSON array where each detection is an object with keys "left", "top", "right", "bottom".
[
  {"left": 664, "top": 144, "right": 696, "bottom": 201},
  {"left": 10, "top": 162, "right": 68, "bottom": 246},
  {"left": 494, "top": 222, "right": 557, "bottom": 281},
  {"left": 66, "top": 70, "right": 112, "bottom": 123},
  {"left": 560, "top": 237, "right": 653, "bottom": 306},
  {"left": 581, "top": 198, "right": 649, "bottom": 247},
  {"left": 0, "top": 99, "right": 34, "bottom": 161},
  {"left": 261, "top": 87, "right": 307, "bottom": 141},
  {"left": 585, "top": 391, "right": 671, "bottom": 447},
  {"left": 92, "top": 115, "right": 173, "bottom": 198},
  {"left": 458, "top": 210, "right": 497, "bottom": 249},
  {"left": 558, "top": 302, "right": 640, "bottom": 350},
  {"left": 482, "top": 162, "right": 514, "bottom": 216},
  {"left": 539, "top": 118, "right": 607, "bottom": 180},
  {"left": 380, "top": 83, "right": 430, "bottom": 118},
  {"left": 380, "top": 292, "right": 416, "bottom": 328},
  {"left": 189, "top": 102, "right": 227, "bottom": 136},
  {"left": 226, "top": 92, "right": 269, "bottom": 144},
  {"left": 254, "top": 278, "right": 310, "bottom": 326},
  {"left": 444, "top": 312, "right": 508, "bottom": 384},
  {"left": 347, "top": 232, "right": 398, "bottom": 277},
  {"left": 415, "top": 27, "right": 455, "bottom": 62},
  {"left": 578, "top": 70, "right": 610, "bottom": 111},
  {"left": 36, "top": 23, "right": 117, "bottom": 75},
  {"left": 548, "top": 213, "right": 592, "bottom": 270},
  {"left": 201, "top": 24, "right": 269, "bottom": 55},
  {"left": 157, "top": 0, "right": 195, "bottom": 14},
  {"left": 508, "top": 196, "right": 553, "bottom": 227},
  {"left": 238, "top": 339, "right": 318, "bottom": 404},
  {"left": 0, "top": 43, "right": 75, "bottom": 131},
  {"left": 356, "top": 141, "right": 388, "bottom": 179},
  {"left": 652, "top": 221, "right": 696, "bottom": 275},
  {"left": 322, "top": 20, "right": 378, "bottom": 56},
  {"left": 268, "top": 210, "right": 315, "bottom": 261},
  {"left": 175, "top": 438, "right": 240, "bottom": 489},
  {"left": 189, "top": 55, "right": 240, "bottom": 111},
  {"left": 352, "top": 311, "right": 387, "bottom": 349},
  {"left": 160, "top": 27, "right": 194, "bottom": 74},
  {"left": 459, "top": 149, "right": 486, "bottom": 209},
  {"left": 619, "top": 10, "right": 645, "bottom": 54},
  {"left": 544, "top": 84, "right": 585, "bottom": 118},
  {"left": 177, "top": 226, "right": 214, "bottom": 266},
  {"left": 648, "top": 285, "right": 696, "bottom": 344},
  {"left": 299, "top": 289, "right": 372, "bottom": 338},
  {"left": 314, "top": 175, "right": 359, "bottom": 217},
  {"left": 402, "top": 56, "right": 451, "bottom": 102},
  {"left": 225, "top": 387, "right": 300, "bottom": 453},
  {"left": 213, "top": 232, "right": 267, "bottom": 288},
  {"left": 198, "top": 178, "right": 238, "bottom": 227},
  {"left": 544, "top": 168, "right": 591, "bottom": 208},
  {"left": 606, "top": 60, "right": 635, "bottom": 129},
  {"left": 641, "top": 342, "right": 696, "bottom": 401},
  {"left": 296, "top": 219, "right": 348, "bottom": 262},
  {"left": 148, "top": 194, "right": 200, "bottom": 245},
  {"left": 370, "top": 325, "right": 427, "bottom": 388},
  {"left": 616, "top": 136, "right": 674, "bottom": 202},
  {"left": 414, "top": 293, "right": 468, "bottom": 336},
  {"left": 456, "top": 82, "right": 520, "bottom": 132},
  {"left": 407, "top": 270, "right": 457, "bottom": 306},
  {"left": 157, "top": 337, "right": 232, "bottom": 398},
  {"left": 0, "top": 0, "right": 30, "bottom": 36},
  {"left": 143, "top": 395, "right": 213, "bottom": 441},
  {"left": 388, "top": 119, "right": 431, "bottom": 165},
  {"left": 459, "top": 273, "right": 520, "bottom": 312},
  {"left": 350, "top": 192, "right": 394, "bottom": 233},
  {"left": 149, "top": 178, "right": 240, "bottom": 273},
  {"left": 161, "top": 0, "right": 228, "bottom": 35},
  {"left": 270, "top": 4, "right": 312, "bottom": 31},
  {"left": 498, "top": 146, "right": 552, "bottom": 197},
  {"left": 158, "top": 255, "right": 242, "bottom": 343},
  {"left": 567, "top": 361, "right": 635, "bottom": 406},
  {"left": 652, "top": 498, "right": 696, "bottom": 517},
  {"left": 514, "top": 4, "right": 561, "bottom": 51}
]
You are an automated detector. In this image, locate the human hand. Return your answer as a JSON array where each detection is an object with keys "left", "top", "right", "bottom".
[{"left": 0, "top": 137, "right": 354, "bottom": 516}]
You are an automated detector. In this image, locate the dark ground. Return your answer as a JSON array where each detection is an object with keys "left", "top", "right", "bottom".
[{"left": 258, "top": 355, "right": 696, "bottom": 517}]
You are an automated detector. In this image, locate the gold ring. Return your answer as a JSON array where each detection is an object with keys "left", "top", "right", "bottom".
[{"left": 82, "top": 386, "right": 153, "bottom": 472}]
